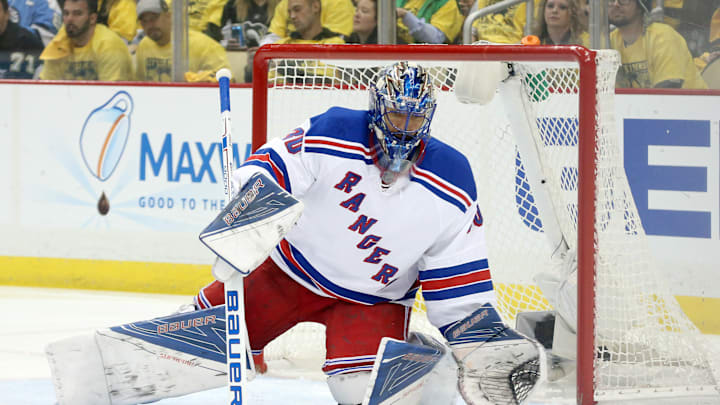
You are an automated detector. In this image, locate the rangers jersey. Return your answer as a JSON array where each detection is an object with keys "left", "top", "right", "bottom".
[{"left": 233, "top": 107, "right": 496, "bottom": 330}]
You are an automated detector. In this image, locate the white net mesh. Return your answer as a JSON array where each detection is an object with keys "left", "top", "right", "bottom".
[{"left": 255, "top": 47, "right": 719, "bottom": 401}]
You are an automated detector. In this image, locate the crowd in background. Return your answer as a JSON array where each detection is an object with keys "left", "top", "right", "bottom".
[{"left": 0, "top": 0, "right": 718, "bottom": 88}]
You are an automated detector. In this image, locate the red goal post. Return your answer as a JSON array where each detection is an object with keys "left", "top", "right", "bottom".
[{"left": 249, "top": 44, "right": 719, "bottom": 404}]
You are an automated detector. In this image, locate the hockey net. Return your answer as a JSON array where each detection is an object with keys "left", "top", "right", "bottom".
[{"left": 250, "top": 44, "right": 719, "bottom": 403}]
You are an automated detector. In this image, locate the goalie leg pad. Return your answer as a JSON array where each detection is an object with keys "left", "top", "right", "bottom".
[
  {"left": 46, "top": 333, "right": 111, "bottom": 405},
  {"left": 328, "top": 371, "right": 371, "bottom": 405},
  {"left": 46, "top": 306, "right": 241, "bottom": 405}
]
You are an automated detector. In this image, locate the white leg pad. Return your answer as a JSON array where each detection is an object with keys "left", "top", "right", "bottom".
[
  {"left": 327, "top": 371, "right": 371, "bottom": 405},
  {"left": 46, "top": 333, "right": 111, "bottom": 405}
]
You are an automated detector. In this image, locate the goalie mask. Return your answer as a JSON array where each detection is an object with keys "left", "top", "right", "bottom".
[{"left": 369, "top": 62, "right": 437, "bottom": 181}]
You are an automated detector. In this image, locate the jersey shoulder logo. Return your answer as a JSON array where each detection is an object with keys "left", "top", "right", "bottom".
[{"left": 283, "top": 128, "right": 304, "bottom": 154}]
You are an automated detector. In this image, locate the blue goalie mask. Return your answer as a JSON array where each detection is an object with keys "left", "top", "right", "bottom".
[{"left": 369, "top": 62, "right": 437, "bottom": 177}]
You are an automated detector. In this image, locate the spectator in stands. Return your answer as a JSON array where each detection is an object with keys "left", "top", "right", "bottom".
[
  {"left": 346, "top": 0, "right": 375, "bottom": 44},
  {"left": 650, "top": 0, "right": 720, "bottom": 58},
  {"left": 95, "top": 0, "right": 137, "bottom": 42},
  {"left": 472, "top": 0, "right": 535, "bottom": 44},
  {"left": 8, "top": 0, "right": 60, "bottom": 45},
  {"left": 609, "top": 0, "right": 707, "bottom": 88},
  {"left": 189, "top": 0, "right": 226, "bottom": 41},
  {"left": 222, "top": 0, "right": 279, "bottom": 28},
  {"left": 268, "top": 0, "right": 344, "bottom": 85},
  {"left": 221, "top": 0, "right": 279, "bottom": 48},
  {"left": 39, "top": 0, "right": 132, "bottom": 80},
  {"left": 453, "top": 0, "right": 476, "bottom": 43},
  {"left": 135, "top": 0, "right": 231, "bottom": 82},
  {"left": 694, "top": 7, "right": 720, "bottom": 70},
  {"left": 532, "top": 0, "right": 588, "bottom": 45},
  {"left": 698, "top": 7, "right": 720, "bottom": 88},
  {"left": 278, "top": 0, "right": 343, "bottom": 44},
  {"left": 396, "top": 0, "right": 463, "bottom": 44},
  {"left": 578, "top": 0, "right": 588, "bottom": 29},
  {"left": 1, "top": 0, "right": 45, "bottom": 78},
  {"left": 259, "top": 0, "right": 353, "bottom": 45},
  {"left": 457, "top": 0, "right": 477, "bottom": 17}
]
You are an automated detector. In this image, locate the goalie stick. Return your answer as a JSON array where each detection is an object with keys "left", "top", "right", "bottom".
[
  {"left": 207, "top": 69, "right": 305, "bottom": 404},
  {"left": 215, "top": 68, "right": 250, "bottom": 404}
]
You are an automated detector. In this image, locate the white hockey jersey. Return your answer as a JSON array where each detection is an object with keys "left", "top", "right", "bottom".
[{"left": 233, "top": 107, "right": 496, "bottom": 331}]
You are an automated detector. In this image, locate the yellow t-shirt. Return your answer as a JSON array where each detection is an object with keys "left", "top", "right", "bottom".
[
  {"left": 272, "top": 29, "right": 344, "bottom": 81},
  {"left": 189, "top": 0, "right": 226, "bottom": 32},
  {"left": 275, "top": 27, "right": 345, "bottom": 45},
  {"left": 269, "top": 0, "right": 354, "bottom": 38},
  {"left": 610, "top": 22, "right": 707, "bottom": 89},
  {"left": 397, "top": 0, "right": 464, "bottom": 44},
  {"left": 540, "top": 30, "right": 589, "bottom": 47},
  {"left": 472, "top": 0, "right": 535, "bottom": 44},
  {"left": 39, "top": 24, "right": 133, "bottom": 81},
  {"left": 135, "top": 29, "right": 231, "bottom": 82},
  {"left": 98, "top": 0, "right": 137, "bottom": 42}
]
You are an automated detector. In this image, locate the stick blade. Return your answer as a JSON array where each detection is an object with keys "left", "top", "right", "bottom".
[{"left": 200, "top": 172, "right": 304, "bottom": 275}]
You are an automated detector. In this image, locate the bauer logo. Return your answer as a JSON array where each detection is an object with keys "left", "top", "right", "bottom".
[
  {"left": 226, "top": 289, "right": 245, "bottom": 400},
  {"left": 224, "top": 178, "right": 265, "bottom": 225},
  {"left": 111, "top": 306, "right": 227, "bottom": 364}
]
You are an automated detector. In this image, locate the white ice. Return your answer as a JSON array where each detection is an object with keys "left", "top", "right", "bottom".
[
  {"left": 0, "top": 286, "right": 339, "bottom": 405},
  {"left": 2, "top": 286, "right": 719, "bottom": 405}
]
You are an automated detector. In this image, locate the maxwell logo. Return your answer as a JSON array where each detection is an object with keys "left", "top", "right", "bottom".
[
  {"left": 79, "top": 91, "right": 134, "bottom": 182},
  {"left": 78, "top": 91, "right": 134, "bottom": 215}
]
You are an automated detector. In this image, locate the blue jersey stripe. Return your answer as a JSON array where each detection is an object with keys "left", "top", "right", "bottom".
[
  {"left": 256, "top": 147, "right": 292, "bottom": 193},
  {"left": 422, "top": 280, "right": 494, "bottom": 301},
  {"left": 419, "top": 259, "right": 489, "bottom": 280},
  {"left": 410, "top": 177, "right": 468, "bottom": 213},
  {"left": 242, "top": 149, "right": 293, "bottom": 193},
  {"left": 400, "top": 287, "right": 419, "bottom": 301},
  {"left": 305, "top": 146, "right": 375, "bottom": 164},
  {"left": 275, "top": 246, "right": 318, "bottom": 288},
  {"left": 280, "top": 242, "right": 389, "bottom": 305},
  {"left": 241, "top": 160, "right": 280, "bottom": 185},
  {"left": 325, "top": 365, "right": 375, "bottom": 376}
]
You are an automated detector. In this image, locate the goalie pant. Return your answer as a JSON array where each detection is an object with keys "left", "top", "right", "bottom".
[{"left": 198, "top": 256, "right": 411, "bottom": 376}]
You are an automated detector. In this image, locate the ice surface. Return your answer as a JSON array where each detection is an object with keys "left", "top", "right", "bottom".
[
  {"left": 1, "top": 286, "right": 718, "bottom": 405},
  {"left": 0, "top": 286, "right": 338, "bottom": 404}
]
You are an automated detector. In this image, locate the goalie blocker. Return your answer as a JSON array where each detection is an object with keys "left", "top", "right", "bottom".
[{"left": 199, "top": 171, "right": 305, "bottom": 278}]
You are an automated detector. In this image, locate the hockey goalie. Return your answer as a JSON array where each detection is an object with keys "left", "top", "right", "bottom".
[{"left": 46, "top": 61, "right": 546, "bottom": 405}]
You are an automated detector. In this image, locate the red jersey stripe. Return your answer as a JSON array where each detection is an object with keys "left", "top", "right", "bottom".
[{"left": 421, "top": 269, "right": 491, "bottom": 291}]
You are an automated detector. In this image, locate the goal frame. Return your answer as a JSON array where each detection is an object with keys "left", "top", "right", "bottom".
[{"left": 251, "top": 43, "right": 599, "bottom": 405}]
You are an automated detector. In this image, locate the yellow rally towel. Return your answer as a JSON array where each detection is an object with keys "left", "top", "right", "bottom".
[{"left": 184, "top": 70, "right": 218, "bottom": 83}]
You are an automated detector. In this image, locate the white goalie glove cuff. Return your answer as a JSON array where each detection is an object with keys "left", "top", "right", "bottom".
[{"left": 211, "top": 256, "right": 237, "bottom": 283}]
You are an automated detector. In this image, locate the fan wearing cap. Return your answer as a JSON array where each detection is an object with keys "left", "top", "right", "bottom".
[
  {"left": 609, "top": 0, "right": 707, "bottom": 89},
  {"left": 135, "top": 0, "right": 231, "bottom": 82},
  {"left": 39, "top": 0, "right": 132, "bottom": 80}
]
